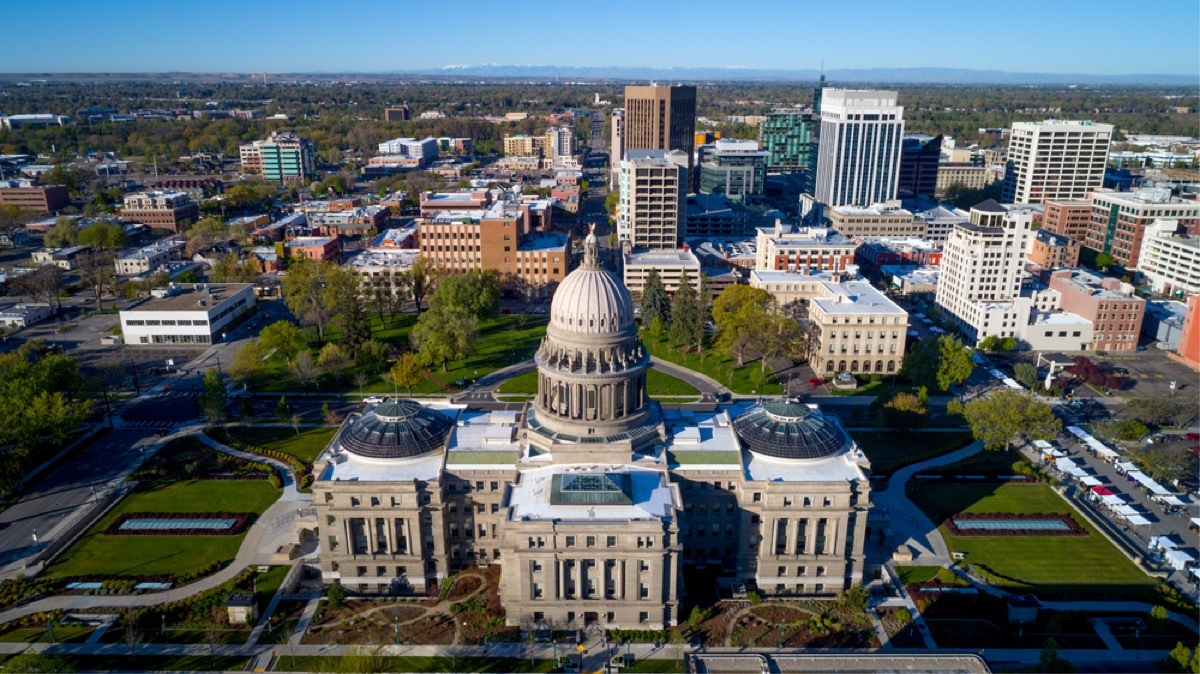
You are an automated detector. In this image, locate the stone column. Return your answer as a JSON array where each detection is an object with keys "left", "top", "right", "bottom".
[
  {"left": 557, "top": 558, "right": 564, "bottom": 599},
  {"left": 807, "top": 518, "right": 818, "bottom": 555},
  {"left": 792, "top": 518, "right": 803, "bottom": 555},
  {"left": 574, "top": 559, "right": 582, "bottom": 598}
]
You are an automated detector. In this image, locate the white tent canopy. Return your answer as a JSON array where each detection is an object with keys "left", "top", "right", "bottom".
[
  {"left": 1117, "top": 461, "right": 1139, "bottom": 472},
  {"left": 1126, "top": 515, "right": 1152, "bottom": 526},
  {"left": 1101, "top": 494, "right": 1127, "bottom": 506},
  {"left": 1150, "top": 536, "right": 1178, "bottom": 550},
  {"left": 1157, "top": 495, "right": 1186, "bottom": 507},
  {"left": 1166, "top": 550, "right": 1195, "bottom": 571},
  {"left": 1191, "top": 517, "right": 1200, "bottom": 529},
  {"left": 1055, "top": 457, "right": 1078, "bottom": 472},
  {"left": 1066, "top": 425, "right": 1119, "bottom": 458},
  {"left": 1129, "top": 471, "right": 1172, "bottom": 496},
  {"left": 1114, "top": 505, "right": 1141, "bottom": 517},
  {"left": 1079, "top": 476, "right": 1102, "bottom": 487}
]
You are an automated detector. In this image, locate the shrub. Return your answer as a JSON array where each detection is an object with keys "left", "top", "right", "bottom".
[
  {"left": 746, "top": 590, "right": 762, "bottom": 606},
  {"left": 327, "top": 581, "right": 345, "bottom": 610},
  {"left": 896, "top": 608, "right": 911, "bottom": 622}
]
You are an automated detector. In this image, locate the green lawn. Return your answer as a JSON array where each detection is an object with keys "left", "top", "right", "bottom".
[
  {"left": 219, "top": 425, "right": 337, "bottom": 463},
  {"left": 284, "top": 655, "right": 555, "bottom": 672},
  {"left": 260, "top": 314, "right": 548, "bottom": 395},
  {"left": 640, "top": 331, "right": 782, "bottom": 395},
  {"left": 0, "top": 625, "right": 94, "bottom": 643},
  {"left": 497, "top": 367, "right": 700, "bottom": 398},
  {"left": 850, "top": 431, "right": 975, "bottom": 477},
  {"left": 909, "top": 482, "right": 1157, "bottom": 598},
  {"left": 0, "top": 655, "right": 249, "bottom": 672},
  {"left": 895, "top": 566, "right": 968, "bottom": 586},
  {"left": 45, "top": 480, "right": 279, "bottom": 580}
]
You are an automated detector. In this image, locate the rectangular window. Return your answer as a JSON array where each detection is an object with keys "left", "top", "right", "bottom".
[{"left": 566, "top": 536, "right": 576, "bottom": 548}]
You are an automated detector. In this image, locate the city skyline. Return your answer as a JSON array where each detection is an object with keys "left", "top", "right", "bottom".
[{"left": 4, "top": 0, "right": 1198, "bottom": 76}]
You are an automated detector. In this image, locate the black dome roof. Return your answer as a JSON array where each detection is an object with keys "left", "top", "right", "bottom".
[
  {"left": 732, "top": 401, "right": 849, "bottom": 460},
  {"left": 338, "top": 400, "right": 454, "bottom": 460}
]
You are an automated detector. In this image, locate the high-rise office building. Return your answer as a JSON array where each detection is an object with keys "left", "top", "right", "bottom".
[
  {"left": 240, "top": 131, "right": 316, "bottom": 184},
  {"left": 622, "top": 85, "right": 696, "bottom": 167},
  {"left": 760, "top": 111, "right": 815, "bottom": 179},
  {"left": 806, "top": 75, "right": 826, "bottom": 188},
  {"left": 610, "top": 108, "right": 626, "bottom": 186},
  {"left": 618, "top": 150, "right": 687, "bottom": 250},
  {"left": 1086, "top": 188, "right": 1200, "bottom": 268},
  {"left": 814, "top": 90, "right": 905, "bottom": 208},
  {"left": 697, "top": 139, "right": 769, "bottom": 202},
  {"left": 897, "top": 135, "right": 942, "bottom": 200},
  {"left": 546, "top": 125, "right": 577, "bottom": 158},
  {"left": 1002, "top": 120, "right": 1113, "bottom": 204},
  {"left": 384, "top": 105, "right": 411, "bottom": 122}
]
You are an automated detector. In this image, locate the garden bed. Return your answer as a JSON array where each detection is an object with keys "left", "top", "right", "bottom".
[
  {"left": 944, "top": 512, "right": 1086, "bottom": 537},
  {"left": 106, "top": 512, "right": 255, "bottom": 536}
]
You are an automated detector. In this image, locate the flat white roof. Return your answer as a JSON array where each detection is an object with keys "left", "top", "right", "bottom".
[
  {"left": 508, "top": 464, "right": 676, "bottom": 522},
  {"left": 811, "top": 281, "right": 907, "bottom": 315}
]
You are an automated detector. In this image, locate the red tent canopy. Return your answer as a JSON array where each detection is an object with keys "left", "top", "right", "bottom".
[{"left": 1090, "top": 486, "right": 1114, "bottom": 495}]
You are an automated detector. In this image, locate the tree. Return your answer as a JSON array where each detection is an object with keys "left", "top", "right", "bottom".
[
  {"left": 209, "top": 253, "right": 259, "bottom": 283},
  {"left": 77, "top": 250, "right": 116, "bottom": 311},
  {"left": 1035, "top": 638, "right": 1075, "bottom": 673},
  {"left": 283, "top": 256, "right": 332, "bottom": 340},
  {"left": 323, "top": 266, "right": 370, "bottom": 354},
  {"left": 712, "top": 285, "right": 776, "bottom": 366},
  {"left": 259, "top": 320, "right": 307, "bottom": 364},
  {"left": 78, "top": 221, "right": 128, "bottom": 250},
  {"left": 935, "top": 336, "right": 975, "bottom": 391},
  {"left": 1166, "top": 642, "right": 1200, "bottom": 674},
  {"left": 1127, "top": 394, "right": 1190, "bottom": 427},
  {"left": 639, "top": 268, "right": 670, "bottom": 329},
  {"left": 1095, "top": 252, "right": 1115, "bottom": 271},
  {"left": 963, "top": 390, "right": 1061, "bottom": 451},
  {"left": 410, "top": 305, "right": 478, "bottom": 371},
  {"left": 695, "top": 273, "right": 713, "bottom": 347},
  {"left": 876, "top": 392, "right": 929, "bottom": 432},
  {"left": 357, "top": 339, "right": 389, "bottom": 375},
  {"left": 0, "top": 204, "right": 30, "bottom": 247},
  {"left": 229, "top": 339, "right": 267, "bottom": 389},
  {"left": 429, "top": 269, "right": 501, "bottom": 318},
  {"left": 199, "top": 368, "right": 228, "bottom": 422},
  {"left": 1012, "top": 362, "right": 1040, "bottom": 389},
  {"left": 275, "top": 396, "right": 291, "bottom": 421},
  {"left": 12, "top": 264, "right": 65, "bottom": 311},
  {"left": 668, "top": 271, "right": 700, "bottom": 347},
  {"left": 317, "top": 342, "right": 350, "bottom": 382},
  {"left": 757, "top": 314, "right": 807, "bottom": 383},
  {"left": 604, "top": 184, "right": 619, "bottom": 215},
  {"left": 291, "top": 350, "right": 318, "bottom": 390},
  {"left": 402, "top": 256, "right": 437, "bottom": 314},
  {"left": 388, "top": 352, "right": 425, "bottom": 396},
  {"left": 43, "top": 216, "right": 80, "bottom": 248}
]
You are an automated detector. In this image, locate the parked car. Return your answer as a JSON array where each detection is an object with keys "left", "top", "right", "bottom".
[
  {"left": 364, "top": 396, "right": 384, "bottom": 404},
  {"left": 809, "top": 377, "right": 825, "bottom": 387},
  {"left": 1184, "top": 432, "right": 1199, "bottom": 442}
]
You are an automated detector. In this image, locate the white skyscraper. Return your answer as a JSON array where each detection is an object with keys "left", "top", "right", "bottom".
[
  {"left": 1002, "top": 120, "right": 1113, "bottom": 204},
  {"left": 610, "top": 108, "right": 626, "bottom": 186},
  {"left": 618, "top": 150, "right": 687, "bottom": 250},
  {"left": 935, "top": 200, "right": 1038, "bottom": 344},
  {"left": 814, "top": 89, "right": 905, "bottom": 208}
]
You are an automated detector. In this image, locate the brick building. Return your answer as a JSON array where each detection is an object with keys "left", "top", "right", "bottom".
[
  {"left": 118, "top": 191, "right": 200, "bottom": 233},
  {"left": 1048, "top": 269, "right": 1144, "bottom": 352},
  {"left": 0, "top": 181, "right": 70, "bottom": 213},
  {"left": 1026, "top": 229, "right": 1081, "bottom": 270},
  {"left": 1042, "top": 199, "right": 1093, "bottom": 241}
]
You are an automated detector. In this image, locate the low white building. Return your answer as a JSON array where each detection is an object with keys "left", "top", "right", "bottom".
[
  {"left": 750, "top": 267, "right": 860, "bottom": 308},
  {"left": 31, "top": 245, "right": 90, "bottom": 270},
  {"left": 120, "top": 283, "right": 255, "bottom": 346},
  {"left": 623, "top": 249, "right": 738, "bottom": 299},
  {"left": 1019, "top": 311, "right": 1094, "bottom": 352},
  {"left": 1138, "top": 219, "right": 1200, "bottom": 298},
  {"left": 0, "top": 303, "right": 54, "bottom": 328},
  {"left": 115, "top": 239, "right": 185, "bottom": 276}
]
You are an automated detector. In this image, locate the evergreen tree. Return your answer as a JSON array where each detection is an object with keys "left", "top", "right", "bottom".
[
  {"left": 199, "top": 368, "right": 228, "bottom": 422},
  {"left": 640, "top": 268, "right": 670, "bottom": 329},
  {"left": 668, "top": 271, "right": 700, "bottom": 347},
  {"left": 695, "top": 273, "right": 713, "bottom": 347}
]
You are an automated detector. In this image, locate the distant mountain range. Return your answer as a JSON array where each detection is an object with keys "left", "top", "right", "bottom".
[{"left": 406, "top": 64, "right": 1195, "bottom": 85}]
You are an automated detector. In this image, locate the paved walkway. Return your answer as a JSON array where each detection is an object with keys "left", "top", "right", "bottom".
[
  {"left": 288, "top": 597, "right": 322, "bottom": 646},
  {"left": 871, "top": 441, "right": 984, "bottom": 565},
  {"left": 0, "top": 429, "right": 309, "bottom": 627}
]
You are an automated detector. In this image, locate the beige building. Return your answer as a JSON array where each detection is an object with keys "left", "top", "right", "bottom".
[
  {"left": 504, "top": 135, "right": 545, "bottom": 158},
  {"left": 1002, "top": 120, "right": 1112, "bottom": 204},
  {"left": 617, "top": 150, "right": 687, "bottom": 250},
  {"left": 806, "top": 280, "right": 909, "bottom": 377},
  {"left": 826, "top": 204, "right": 922, "bottom": 238},
  {"left": 313, "top": 234, "right": 871, "bottom": 630},
  {"left": 935, "top": 164, "right": 999, "bottom": 196}
]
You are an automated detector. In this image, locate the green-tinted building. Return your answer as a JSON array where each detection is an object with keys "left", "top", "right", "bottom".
[
  {"left": 242, "top": 131, "right": 316, "bottom": 185},
  {"left": 760, "top": 111, "right": 815, "bottom": 178}
]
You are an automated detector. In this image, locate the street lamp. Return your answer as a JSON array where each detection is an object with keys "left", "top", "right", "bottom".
[{"left": 31, "top": 529, "right": 40, "bottom": 554}]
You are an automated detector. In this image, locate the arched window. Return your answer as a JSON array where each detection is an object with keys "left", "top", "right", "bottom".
[
  {"left": 887, "top": 361, "right": 896, "bottom": 373},
  {"left": 850, "top": 360, "right": 859, "bottom": 373},
  {"left": 838, "top": 360, "right": 846, "bottom": 373},
  {"left": 862, "top": 361, "right": 872, "bottom": 373},
  {"left": 825, "top": 360, "right": 834, "bottom": 374},
  {"left": 876, "top": 360, "right": 884, "bottom": 372}
]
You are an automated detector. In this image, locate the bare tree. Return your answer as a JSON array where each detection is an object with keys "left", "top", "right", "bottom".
[
  {"left": 78, "top": 251, "right": 117, "bottom": 311},
  {"left": 13, "top": 265, "right": 65, "bottom": 312},
  {"left": 291, "top": 350, "right": 317, "bottom": 390}
]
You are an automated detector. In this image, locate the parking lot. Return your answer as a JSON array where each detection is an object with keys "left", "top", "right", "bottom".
[{"left": 1042, "top": 349, "right": 1198, "bottom": 398}]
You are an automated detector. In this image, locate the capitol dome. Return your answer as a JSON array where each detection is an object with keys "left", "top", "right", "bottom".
[
  {"left": 550, "top": 231, "right": 634, "bottom": 335},
  {"left": 338, "top": 400, "right": 455, "bottom": 460},
  {"left": 732, "top": 401, "right": 851, "bottom": 460}
]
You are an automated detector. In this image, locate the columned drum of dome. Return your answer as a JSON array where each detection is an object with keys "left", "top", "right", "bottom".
[
  {"left": 337, "top": 399, "right": 455, "bottom": 459},
  {"left": 732, "top": 401, "right": 851, "bottom": 460},
  {"left": 533, "top": 226, "right": 651, "bottom": 438}
]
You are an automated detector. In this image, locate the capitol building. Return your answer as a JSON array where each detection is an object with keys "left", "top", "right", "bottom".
[{"left": 313, "top": 232, "right": 872, "bottom": 629}]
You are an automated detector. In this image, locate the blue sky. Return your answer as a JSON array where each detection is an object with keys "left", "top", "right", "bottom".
[{"left": 6, "top": 0, "right": 1198, "bottom": 75}]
